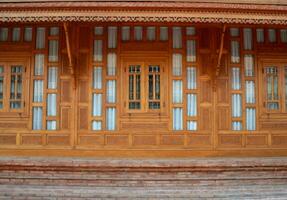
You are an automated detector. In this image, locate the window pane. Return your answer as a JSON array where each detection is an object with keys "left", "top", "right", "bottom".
[
  {"left": 47, "top": 94, "right": 57, "bottom": 116},
  {"left": 121, "top": 26, "right": 130, "bottom": 41},
  {"left": 265, "top": 66, "right": 279, "bottom": 103},
  {"left": 232, "top": 94, "right": 242, "bottom": 117},
  {"left": 50, "top": 27, "right": 59, "bottom": 36},
  {"left": 280, "top": 29, "right": 287, "bottom": 43},
  {"left": 172, "top": 27, "right": 182, "bottom": 48},
  {"left": 33, "top": 80, "right": 43, "bottom": 102},
  {"left": 107, "top": 53, "right": 116, "bottom": 76},
  {"left": 186, "top": 27, "right": 195, "bottom": 36},
  {"left": 147, "top": 27, "right": 156, "bottom": 41},
  {"left": 187, "top": 121, "right": 197, "bottom": 131},
  {"left": 134, "top": 26, "right": 143, "bottom": 41},
  {"left": 231, "top": 41, "right": 240, "bottom": 63},
  {"left": 160, "top": 27, "right": 168, "bottom": 41},
  {"left": 34, "top": 54, "right": 45, "bottom": 76},
  {"left": 187, "top": 67, "right": 196, "bottom": 89},
  {"left": 187, "top": 94, "right": 197, "bottom": 117},
  {"left": 0, "top": 27, "right": 8, "bottom": 41},
  {"left": 48, "top": 67, "right": 58, "bottom": 89},
  {"left": 186, "top": 40, "right": 196, "bottom": 62},
  {"left": 24, "top": 27, "right": 32, "bottom": 42},
  {"left": 95, "top": 27, "right": 103, "bottom": 35},
  {"left": 48, "top": 40, "right": 59, "bottom": 62},
  {"left": 243, "top": 28, "right": 252, "bottom": 50},
  {"left": 106, "top": 107, "right": 116, "bottom": 130},
  {"left": 47, "top": 120, "right": 57, "bottom": 130},
  {"left": 93, "top": 66, "right": 102, "bottom": 89},
  {"left": 172, "top": 53, "right": 182, "bottom": 76},
  {"left": 244, "top": 55, "right": 254, "bottom": 77},
  {"left": 231, "top": 67, "right": 241, "bottom": 90},
  {"left": 12, "top": 27, "right": 21, "bottom": 42},
  {"left": 173, "top": 80, "right": 183, "bottom": 103},
  {"left": 230, "top": 28, "right": 239, "bottom": 37},
  {"left": 106, "top": 80, "right": 116, "bottom": 103},
  {"left": 93, "top": 40, "right": 103, "bottom": 62},
  {"left": 232, "top": 121, "right": 242, "bottom": 131},
  {"left": 10, "top": 66, "right": 23, "bottom": 109},
  {"left": 246, "top": 81, "right": 255, "bottom": 104},
  {"left": 268, "top": 29, "right": 276, "bottom": 43},
  {"left": 246, "top": 108, "right": 256, "bottom": 131},
  {"left": 92, "top": 121, "right": 102, "bottom": 131},
  {"left": 173, "top": 108, "right": 183, "bottom": 130},
  {"left": 92, "top": 93, "right": 102, "bottom": 117},
  {"left": 256, "top": 29, "right": 264, "bottom": 43},
  {"left": 32, "top": 107, "right": 42, "bottom": 130},
  {"left": 108, "top": 26, "right": 117, "bottom": 48},
  {"left": 36, "top": 27, "right": 45, "bottom": 49}
]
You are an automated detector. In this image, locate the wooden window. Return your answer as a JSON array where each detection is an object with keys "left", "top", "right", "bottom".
[
  {"left": 128, "top": 65, "right": 141, "bottom": 109},
  {"left": 160, "top": 27, "right": 168, "bottom": 41},
  {"left": 134, "top": 26, "right": 143, "bottom": 41},
  {"left": 256, "top": 28, "right": 264, "bottom": 43},
  {"left": 36, "top": 27, "right": 45, "bottom": 49},
  {"left": 263, "top": 66, "right": 279, "bottom": 111},
  {"left": 186, "top": 27, "right": 195, "bottom": 36},
  {"left": 108, "top": 26, "right": 117, "bottom": 48},
  {"left": 12, "top": 27, "right": 21, "bottom": 42},
  {"left": 148, "top": 65, "right": 161, "bottom": 109},
  {"left": 24, "top": 27, "right": 32, "bottom": 42},
  {"left": 268, "top": 29, "right": 276, "bottom": 43},
  {"left": 172, "top": 27, "right": 182, "bottom": 48},
  {"left": 121, "top": 26, "right": 130, "bottom": 41},
  {"left": 147, "top": 27, "right": 156, "bottom": 41},
  {"left": 280, "top": 29, "right": 287, "bottom": 43},
  {"left": 0, "top": 27, "right": 8, "bottom": 42}
]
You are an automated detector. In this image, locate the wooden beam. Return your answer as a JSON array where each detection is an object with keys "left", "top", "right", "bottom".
[
  {"left": 215, "top": 24, "right": 226, "bottom": 78},
  {"left": 63, "top": 22, "right": 74, "bottom": 75}
]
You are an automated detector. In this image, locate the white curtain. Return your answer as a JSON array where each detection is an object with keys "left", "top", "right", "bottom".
[
  {"left": 232, "top": 94, "right": 242, "bottom": 117},
  {"left": 48, "top": 40, "right": 59, "bottom": 62},
  {"left": 134, "top": 26, "right": 143, "bottom": 41},
  {"left": 106, "top": 107, "right": 116, "bottom": 130},
  {"left": 244, "top": 54, "right": 254, "bottom": 76},
  {"left": 231, "top": 41, "right": 240, "bottom": 63},
  {"left": 50, "top": 27, "right": 59, "bottom": 36},
  {"left": 231, "top": 67, "right": 241, "bottom": 90},
  {"left": 32, "top": 107, "right": 42, "bottom": 130},
  {"left": 187, "top": 67, "right": 196, "bottom": 89},
  {"left": 173, "top": 80, "right": 182, "bottom": 103},
  {"left": 172, "top": 27, "right": 182, "bottom": 48},
  {"left": 268, "top": 29, "right": 276, "bottom": 43},
  {"left": 121, "top": 26, "right": 130, "bottom": 41},
  {"left": 187, "top": 121, "right": 197, "bottom": 131},
  {"left": 243, "top": 28, "right": 252, "bottom": 50},
  {"left": 0, "top": 27, "right": 8, "bottom": 41},
  {"left": 230, "top": 28, "right": 239, "bottom": 37},
  {"left": 95, "top": 27, "right": 103, "bottom": 35},
  {"left": 47, "top": 93, "right": 57, "bottom": 116},
  {"left": 187, "top": 94, "right": 197, "bottom": 117},
  {"left": 12, "top": 27, "right": 20, "bottom": 42},
  {"left": 48, "top": 67, "right": 58, "bottom": 89},
  {"left": 160, "top": 27, "right": 168, "bottom": 41},
  {"left": 173, "top": 108, "right": 183, "bottom": 130},
  {"left": 24, "top": 27, "right": 32, "bottom": 42},
  {"left": 93, "top": 40, "right": 103, "bottom": 62},
  {"left": 281, "top": 29, "right": 287, "bottom": 43},
  {"left": 33, "top": 80, "right": 43, "bottom": 102},
  {"left": 106, "top": 80, "right": 116, "bottom": 103},
  {"left": 34, "top": 54, "right": 45, "bottom": 75},
  {"left": 172, "top": 53, "right": 182, "bottom": 76},
  {"left": 107, "top": 53, "right": 116, "bottom": 76},
  {"left": 232, "top": 121, "right": 242, "bottom": 131},
  {"left": 256, "top": 29, "right": 264, "bottom": 43},
  {"left": 147, "top": 27, "right": 156, "bottom": 41},
  {"left": 92, "top": 93, "right": 102, "bottom": 117},
  {"left": 92, "top": 121, "right": 102, "bottom": 131},
  {"left": 36, "top": 27, "right": 45, "bottom": 49},
  {"left": 108, "top": 26, "right": 117, "bottom": 48},
  {"left": 186, "top": 27, "right": 195, "bottom": 36},
  {"left": 47, "top": 120, "right": 57, "bottom": 130},
  {"left": 186, "top": 40, "right": 196, "bottom": 62},
  {"left": 246, "top": 108, "right": 256, "bottom": 130},
  {"left": 246, "top": 81, "right": 255, "bottom": 104},
  {"left": 93, "top": 67, "right": 102, "bottom": 89}
]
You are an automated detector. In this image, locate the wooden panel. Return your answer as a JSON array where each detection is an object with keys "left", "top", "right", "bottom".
[
  {"left": 121, "top": 122, "right": 168, "bottom": 131},
  {"left": 260, "top": 122, "right": 287, "bottom": 130},
  {"left": 21, "top": 135, "right": 42, "bottom": 146},
  {"left": 133, "top": 135, "right": 157, "bottom": 146},
  {"left": 79, "top": 27, "right": 90, "bottom": 49},
  {"left": 61, "top": 107, "right": 70, "bottom": 130},
  {"left": 47, "top": 135, "right": 70, "bottom": 146},
  {"left": 200, "top": 80, "right": 212, "bottom": 103},
  {"left": 246, "top": 135, "right": 267, "bottom": 147},
  {"left": 0, "top": 135, "right": 16, "bottom": 145},
  {"left": 78, "top": 80, "right": 88, "bottom": 103},
  {"left": 106, "top": 135, "right": 129, "bottom": 146},
  {"left": 0, "top": 122, "right": 27, "bottom": 129},
  {"left": 161, "top": 135, "right": 184, "bottom": 146},
  {"left": 79, "top": 107, "right": 88, "bottom": 130},
  {"left": 78, "top": 53, "right": 88, "bottom": 76},
  {"left": 79, "top": 135, "right": 104, "bottom": 146},
  {"left": 61, "top": 80, "right": 71, "bottom": 103},
  {"left": 61, "top": 54, "right": 70, "bottom": 75},
  {"left": 199, "top": 107, "right": 212, "bottom": 131},
  {"left": 272, "top": 135, "right": 287, "bottom": 147},
  {"left": 121, "top": 42, "right": 169, "bottom": 52},
  {"left": 187, "top": 135, "right": 211, "bottom": 146},
  {"left": 217, "top": 79, "right": 229, "bottom": 104},
  {"left": 217, "top": 107, "right": 229, "bottom": 130},
  {"left": 199, "top": 28, "right": 210, "bottom": 49},
  {"left": 219, "top": 134, "right": 242, "bottom": 147},
  {"left": 200, "top": 54, "right": 210, "bottom": 76}
]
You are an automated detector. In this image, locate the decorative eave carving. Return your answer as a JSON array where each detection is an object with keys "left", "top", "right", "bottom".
[{"left": 1, "top": 8, "right": 287, "bottom": 25}]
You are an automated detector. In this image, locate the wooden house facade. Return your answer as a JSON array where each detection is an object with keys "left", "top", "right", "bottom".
[{"left": 0, "top": 0, "right": 287, "bottom": 157}]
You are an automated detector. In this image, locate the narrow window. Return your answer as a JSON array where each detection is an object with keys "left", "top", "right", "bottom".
[
  {"left": 187, "top": 67, "right": 196, "bottom": 89},
  {"left": 12, "top": 27, "right": 21, "bottom": 42},
  {"left": 232, "top": 121, "right": 242, "bottom": 131},
  {"left": 243, "top": 28, "right": 252, "bottom": 50},
  {"left": 246, "top": 108, "right": 256, "bottom": 130},
  {"left": 232, "top": 94, "right": 242, "bottom": 117},
  {"left": 49, "top": 27, "right": 59, "bottom": 36},
  {"left": 173, "top": 108, "right": 183, "bottom": 130},
  {"left": 92, "top": 93, "right": 102, "bottom": 116},
  {"left": 128, "top": 65, "right": 141, "bottom": 109},
  {"left": 246, "top": 81, "right": 255, "bottom": 104},
  {"left": 108, "top": 26, "right": 117, "bottom": 48},
  {"left": 134, "top": 26, "right": 143, "bottom": 41},
  {"left": 186, "top": 40, "right": 196, "bottom": 62},
  {"left": 160, "top": 27, "right": 168, "bottom": 41},
  {"left": 10, "top": 66, "right": 23, "bottom": 109},
  {"left": 48, "top": 67, "right": 58, "bottom": 89},
  {"left": 93, "top": 40, "right": 103, "bottom": 62},
  {"left": 47, "top": 93, "right": 57, "bottom": 116},
  {"left": 244, "top": 54, "right": 254, "bottom": 77},
  {"left": 148, "top": 65, "right": 160, "bottom": 109},
  {"left": 231, "top": 67, "right": 241, "bottom": 90},
  {"left": 34, "top": 54, "right": 45, "bottom": 76},
  {"left": 264, "top": 66, "right": 279, "bottom": 110},
  {"left": 107, "top": 53, "right": 116, "bottom": 76},
  {"left": 0, "top": 27, "right": 8, "bottom": 41},
  {"left": 33, "top": 80, "right": 43, "bottom": 102},
  {"left": 121, "top": 26, "right": 130, "bottom": 41},
  {"left": 187, "top": 94, "right": 197, "bottom": 117},
  {"left": 231, "top": 41, "right": 240, "bottom": 63},
  {"left": 93, "top": 66, "right": 102, "bottom": 89},
  {"left": 172, "top": 80, "right": 182, "bottom": 104},
  {"left": 94, "top": 27, "right": 103, "bottom": 36},
  {"left": 36, "top": 27, "right": 45, "bottom": 49},
  {"left": 172, "top": 27, "right": 182, "bottom": 48},
  {"left": 48, "top": 40, "right": 59, "bottom": 62},
  {"left": 32, "top": 107, "right": 42, "bottom": 130},
  {"left": 187, "top": 121, "right": 197, "bottom": 131},
  {"left": 24, "top": 27, "right": 32, "bottom": 42},
  {"left": 256, "top": 28, "right": 264, "bottom": 43},
  {"left": 268, "top": 29, "right": 276, "bottom": 43},
  {"left": 106, "top": 80, "right": 116, "bottom": 103},
  {"left": 230, "top": 28, "right": 239, "bottom": 37},
  {"left": 47, "top": 121, "right": 57, "bottom": 130},
  {"left": 92, "top": 121, "right": 102, "bottom": 131},
  {"left": 186, "top": 27, "right": 195, "bottom": 36},
  {"left": 106, "top": 107, "right": 116, "bottom": 130},
  {"left": 172, "top": 54, "right": 182, "bottom": 76},
  {"left": 147, "top": 27, "right": 156, "bottom": 41},
  {"left": 280, "top": 29, "right": 287, "bottom": 43}
]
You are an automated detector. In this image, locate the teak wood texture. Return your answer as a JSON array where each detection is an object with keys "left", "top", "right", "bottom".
[{"left": 0, "top": 22, "right": 287, "bottom": 157}]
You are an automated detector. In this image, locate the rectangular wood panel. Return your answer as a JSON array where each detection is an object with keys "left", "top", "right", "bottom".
[
  {"left": 133, "top": 135, "right": 157, "bottom": 146},
  {"left": 79, "top": 135, "right": 104, "bottom": 146},
  {"left": 161, "top": 135, "right": 184, "bottom": 146},
  {"left": 21, "top": 135, "right": 42, "bottom": 146}
]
